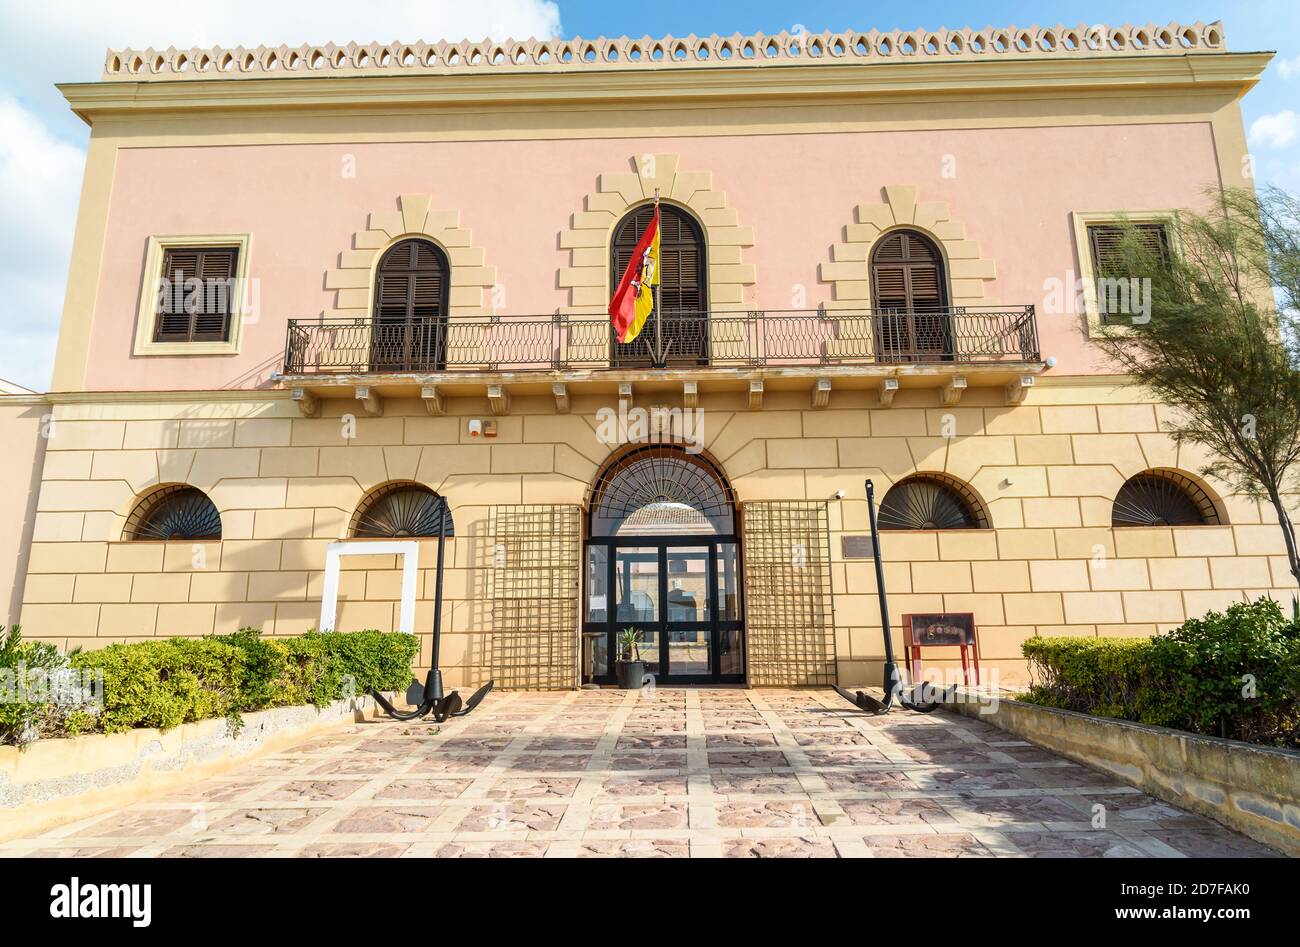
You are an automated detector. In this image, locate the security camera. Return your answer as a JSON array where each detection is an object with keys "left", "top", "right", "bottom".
[{"left": 833, "top": 489, "right": 846, "bottom": 500}]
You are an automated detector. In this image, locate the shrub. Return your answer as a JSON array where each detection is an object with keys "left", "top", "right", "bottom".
[
  {"left": 209, "top": 627, "right": 287, "bottom": 712},
  {"left": 0, "top": 628, "right": 420, "bottom": 744},
  {"left": 0, "top": 625, "right": 89, "bottom": 746},
  {"left": 71, "top": 638, "right": 247, "bottom": 733},
  {"left": 1022, "top": 599, "right": 1300, "bottom": 747},
  {"left": 1143, "top": 599, "right": 1300, "bottom": 743}
]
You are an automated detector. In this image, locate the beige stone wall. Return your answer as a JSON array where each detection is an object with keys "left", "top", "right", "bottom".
[
  {"left": 0, "top": 398, "right": 49, "bottom": 626},
  {"left": 18, "top": 380, "right": 1297, "bottom": 687}
]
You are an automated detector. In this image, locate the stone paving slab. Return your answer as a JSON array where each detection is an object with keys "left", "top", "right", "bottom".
[{"left": 0, "top": 689, "right": 1280, "bottom": 859}]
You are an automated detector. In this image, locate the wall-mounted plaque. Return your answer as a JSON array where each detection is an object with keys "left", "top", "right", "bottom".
[
  {"left": 903, "top": 612, "right": 976, "bottom": 647},
  {"left": 841, "top": 535, "right": 875, "bottom": 558}
]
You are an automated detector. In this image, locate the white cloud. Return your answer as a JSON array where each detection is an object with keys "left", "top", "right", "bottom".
[
  {"left": 1249, "top": 110, "right": 1300, "bottom": 150},
  {"left": 1279, "top": 55, "right": 1300, "bottom": 79},
  {"left": 1, "top": 1, "right": 564, "bottom": 85},
  {"left": 0, "top": 97, "right": 85, "bottom": 391},
  {"left": 0, "top": 1, "right": 563, "bottom": 391}
]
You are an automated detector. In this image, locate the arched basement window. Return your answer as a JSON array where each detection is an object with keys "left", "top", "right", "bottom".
[
  {"left": 870, "top": 229, "right": 952, "bottom": 360},
  {"left": 371, "top": 238, "right": 450, "bottom": 370},
  {"left": 351, "top": 483, "right": 454, "bottom": 538},
  {"left": 124, "top": 485, "right": 222, "bottom": 541},
  {"left": 589, "top": 446, "right": 735, "bottom": 537},
  {"left": 1111, "top": 470, "right": 1220, "bottom": 527},
  {"left": 878, "top": 474, "right": 987, "bottom": 530},
  {"left": 610, "top": 204, "right": 707, "bottom": 366}
]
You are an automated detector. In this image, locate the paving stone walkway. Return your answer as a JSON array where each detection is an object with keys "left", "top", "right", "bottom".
[{"left": 3, "top": 689, "right": 1279, "bottom": 858}]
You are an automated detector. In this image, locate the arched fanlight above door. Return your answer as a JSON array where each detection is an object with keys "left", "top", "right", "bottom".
[{"left": 588, "top": 445, "right": 735, "bottom": 537}]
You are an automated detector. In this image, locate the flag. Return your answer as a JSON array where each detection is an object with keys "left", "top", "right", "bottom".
[{"left": 608, "top": 205, "right": 660, "bottom": 344}]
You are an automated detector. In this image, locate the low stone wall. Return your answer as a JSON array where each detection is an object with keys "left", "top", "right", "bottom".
[
  {"left": 947, "top": 689, "right": 1299, "bottom": 856},
  {"left": 0, "top": 694, "right": 391, "bottom": 843}
]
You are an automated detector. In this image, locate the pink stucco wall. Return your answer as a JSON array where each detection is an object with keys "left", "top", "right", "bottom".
[{"left": 86, "top": 122, "right": 1222, "bottom": 390}]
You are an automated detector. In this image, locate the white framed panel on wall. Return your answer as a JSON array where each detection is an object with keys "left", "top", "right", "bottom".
[{"left": 318, "top": 540, "right": 419, "bottom": 635}]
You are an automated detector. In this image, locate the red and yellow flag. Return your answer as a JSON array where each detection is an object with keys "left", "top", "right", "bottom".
[{"left": 608, "top": 205, "right": 660, "bottom": 344}]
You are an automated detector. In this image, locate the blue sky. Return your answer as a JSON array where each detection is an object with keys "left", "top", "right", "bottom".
[{"left": 0, "top": 1, "right": 1295, "bottom": 390}]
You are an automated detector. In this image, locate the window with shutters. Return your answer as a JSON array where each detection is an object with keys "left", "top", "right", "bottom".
[
  {"left": 1072, "top": 211, "right": 1176, "bottom": 335},
  {"left": 869, "top": 229, "right": 952, "bottom": 361},
  {"left": 1086, "top": 223, "right": 1170, "bottom": 324},
  {"left": 370, "top": 238, "right": 450, "bottom": 370},
  {"left": 133, "top": 234, "right": 252, "bottom": 356},
  {"left": 153, "top": 246, "right": 238, "bottom": 342},
  {"left": 610, "top": 204, "right": 707, "bottom": 366}
]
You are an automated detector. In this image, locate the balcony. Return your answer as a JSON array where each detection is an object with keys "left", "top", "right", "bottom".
[{"left": 283, "top": 306, "right": 1040, "bottom": 375}]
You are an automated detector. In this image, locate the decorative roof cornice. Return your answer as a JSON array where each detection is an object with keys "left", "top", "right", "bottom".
[{"left": 102, "top": 21, "right": 1227, "bottom": 81}]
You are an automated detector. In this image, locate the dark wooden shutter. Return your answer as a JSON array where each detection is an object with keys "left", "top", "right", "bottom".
[
  {"left": 1088, "top": 223, "right": 1169, "bottom": 273},
  {"left": 610, "top": 205, "right": 707, "bottom": 365},
  {"left": 154, "top": 246, "right": 237, "bottom": 343},
  {"left": 372, "top": 238, "right": 449, "bottom": 370},
  {"left": 869, "top": 230, "right": 949, "bottom": 361},
  {"left": 1087, "top": 223, "right": 1169, "bottom": 325}
]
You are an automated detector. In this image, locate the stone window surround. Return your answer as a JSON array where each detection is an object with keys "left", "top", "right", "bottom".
[
  {"left": 132, "top": 233, "right": 252, "bottom": 357},
  {"left": 559, "top": 154, "right": 756, "bottom": 314},
  {"left": 1071, "top": 209, "right": 1179, "bottom": 337},
  {"left": 819, "top": 185, "right": 997, "bottom": 309},
  {"left": 326, "top": 194, "right": 497, "bottom": 318}
]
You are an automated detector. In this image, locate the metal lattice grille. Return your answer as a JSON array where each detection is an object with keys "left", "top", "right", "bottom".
[
  {"left": 489, "top": 505, "right": 581, "bottom": 690},
  {"left": 741, "top": 501, "right": 836, "bottom": 686}
]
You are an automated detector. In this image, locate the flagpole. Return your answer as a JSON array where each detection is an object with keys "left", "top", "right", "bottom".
[{"left": 653, "top": 189, "right": 662, "bottom": 368}]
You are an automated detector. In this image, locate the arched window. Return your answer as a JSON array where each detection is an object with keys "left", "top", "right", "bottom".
[
  {"left": 610, "top": 204, "right": 707, "bottom": 366},
  {"left": 124, "top": 485, "right": 222, "bottom": 541},
  {"left": 351, "top": 483, "right": 454, "bottom": 538},
  {"left": 878, "top": 474, "right": 988, "bottom": 530},
  {"left": 1112, "top": 470, "right": 1220, "bottom": 527},
  {"left": 870, "top": 229, "right": 951, "bottom": 361},
  {"left": 589, "top": 446, "right": 735, "bottom": 537},
  {"left": 371, "top": 238, "right": 450, "bottom": 370}
]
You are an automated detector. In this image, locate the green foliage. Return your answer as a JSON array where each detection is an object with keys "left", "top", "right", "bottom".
[
  {"left": 617, "top": 626, "right": 643, "bottom": 662},
  {"left": 2, "top": 629, "right": 418, "bottom": 744},
  {"left": 208, "top": 627, "right": 286, "bottom": 711},
  {"left": 1088, "top": 187, "right": 1300, "bottom": 588},
  {"left": 0, "top": 625, "right": 88, "bottom": 746},
  {"left": 71, "top": 638, "right": 246, "bottom": 733},
  {"left": 1022, "top": 599, "right": 1300, "bottom": 747}
]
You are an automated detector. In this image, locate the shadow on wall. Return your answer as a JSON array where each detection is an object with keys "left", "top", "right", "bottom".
[{"left": 0, "top": 399, "right": 50, "bottom": 625}]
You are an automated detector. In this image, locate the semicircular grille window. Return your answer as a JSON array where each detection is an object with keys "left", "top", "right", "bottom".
[
  {"left": 125, "top": 486, "right": 222, "bottom": 541},
  {"left": 1112, "top": 471, "right": 1219, "bottom": 527},
  {"left": 351, "top": 483, "right": 454, "bottom": 538},
  {"left": 878, "top": 475, "right": 986, "bottom": 530},
  {"left": 590, "top": 446, "right": 734, "bottom": 537}
]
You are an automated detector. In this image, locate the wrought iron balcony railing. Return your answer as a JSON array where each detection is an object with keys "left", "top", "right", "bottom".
[{"left": 282, "top": 306, "right": 1039, "bottom": 375}]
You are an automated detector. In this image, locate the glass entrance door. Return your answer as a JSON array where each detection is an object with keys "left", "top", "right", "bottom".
[{"left": 584, "top": 538, "right": 745, "bottom": 685}]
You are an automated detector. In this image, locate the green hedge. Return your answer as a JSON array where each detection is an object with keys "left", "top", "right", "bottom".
[
  {"left": 1021, "top": 598, "right": 1300, "bottom": 747},
  {"left": 0, "top": 627, "right": 419, "bottom": 745}
]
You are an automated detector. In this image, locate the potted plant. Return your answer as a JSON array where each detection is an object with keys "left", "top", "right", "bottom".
[{"left": 615, "top": 627, "right": 646, "bottom": 690}]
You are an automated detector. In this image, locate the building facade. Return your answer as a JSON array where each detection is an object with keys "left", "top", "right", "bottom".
[{"left": 1, "top": 20, "right": 1286, "bottom": 690}]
